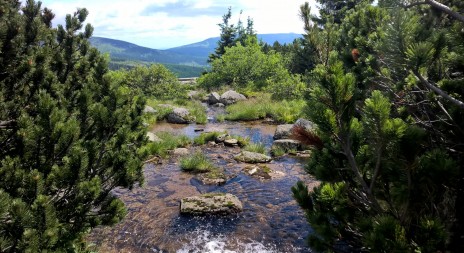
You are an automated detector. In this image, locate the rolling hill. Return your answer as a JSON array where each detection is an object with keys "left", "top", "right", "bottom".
[{"left": 89, "top": 33, "right": 301, "bottom": 77}]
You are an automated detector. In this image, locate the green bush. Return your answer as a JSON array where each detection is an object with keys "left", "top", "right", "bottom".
[
  {"left": 180, "top": 152, "right": 216, "bottom": 172},
  {"left": 109, "top": 64, "right": 187, "bottom": 100},
  {"left": 198, "top": 40, "right": 305, "bottom": 99}
]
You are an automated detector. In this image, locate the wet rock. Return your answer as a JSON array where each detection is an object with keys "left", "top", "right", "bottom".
[
  {"left": 147, "top": 132, "right": 161, "bottom": 142},
  {"left": 213, "top": 103, "right": 225, "bottom": 107},
  {"left": 194, "top": 128, "right": 204, "bottom": 132},
  {"left": 195, "top": 170, "right": 236, "bottom": 185},
  {"left": 167, "top": 108, "right": 195, "bottom": 124},
  {"left": 234, "top": 151, "right": 272, "bottom": 163},
  {"left": 296, "top": 150, "right": 312, "bottom": 158},
  {"left": 187, "top": 90, "right": 200, "bottom": 100},
  {"left": 273, "top": 124, "right": 294, "bottom": 140},
  {"left": 173, "top": 148, "right": 189, "bottom": 156},
  {"left": 207, "top": 92, "right": 221, "bottom": 104},
  {"left": 143, "top": 105, "right": 157, "bottom": 114},
  {"left": 180, "top": 193, "right": 243, "bottom": 215},
  {"left": 220, "top": 90, "right": 247, "bottom": 105},
  {"left": 215, "top": 133, "right": 229, "bottom": 143},
  {"left": 224, "top": 138, "right": 238, "bottom": 146},
  {"left": 243, "top": 165, "right": 286, "bottom": 180},
  {"left": 271, "top": 139, "right": 302, "bottom": 153}
]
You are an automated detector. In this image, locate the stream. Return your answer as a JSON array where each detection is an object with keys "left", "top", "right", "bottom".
[{"left": 88, "top": 105, "right": 317, "bottom": 252}]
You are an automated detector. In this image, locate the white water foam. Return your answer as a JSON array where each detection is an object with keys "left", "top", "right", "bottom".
[{"left": 176, "top": 229, "right": 279, "bottom": 253}]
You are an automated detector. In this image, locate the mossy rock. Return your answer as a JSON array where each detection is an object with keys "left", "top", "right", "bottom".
[{"left": 180, "top": 193, "right": 243, "bottom": 215}]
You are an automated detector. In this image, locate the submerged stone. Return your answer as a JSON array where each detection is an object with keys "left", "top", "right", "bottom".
[
  {"left": 234, "top": 151, "right": 272, "bottom": 163},
  {"left": 180, "top": 193, "right": 243, "bottom": 215}
]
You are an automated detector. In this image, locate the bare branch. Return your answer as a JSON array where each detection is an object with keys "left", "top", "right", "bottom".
[
  {"left": 413, "top": 70, "right": 464, "bottom": 110},
  {"left": 404, "top": 0, "right": 464, "bottom": 23}
]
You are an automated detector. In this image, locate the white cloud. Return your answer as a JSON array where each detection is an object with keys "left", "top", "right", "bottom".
[{"left": 35, "top": 0, "right": 317, "bottom": 49}]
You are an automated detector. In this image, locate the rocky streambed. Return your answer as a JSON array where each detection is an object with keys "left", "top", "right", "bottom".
[{"left": 88, "top": 102, "right": 319, "bottom": 253}]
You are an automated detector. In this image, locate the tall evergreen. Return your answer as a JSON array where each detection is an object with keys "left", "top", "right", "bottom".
[
  {"left": 208, "top": 7, "right": 256, "bottom": 62},
  {"left": 0, "top": 1, "right": 146, "bottom": 251},
  {"left": 293, "top": 1, "right": 464, "bottom": 252}
]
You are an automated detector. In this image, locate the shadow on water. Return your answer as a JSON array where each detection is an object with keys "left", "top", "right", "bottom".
[{"left": 88, "top": 110, "right": 316, "bottom": 253}]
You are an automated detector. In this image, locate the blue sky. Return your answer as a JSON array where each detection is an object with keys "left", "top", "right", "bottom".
[{"left": 36, "top": 0, "right": 317, "bottom": 49}]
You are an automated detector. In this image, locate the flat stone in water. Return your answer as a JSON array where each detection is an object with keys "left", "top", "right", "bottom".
[
  {"left": 180, "top": 193, "right": 243, "bottom": 215},
  {"left": 234, "top": 151, "right": 272, "bottom": 163}
]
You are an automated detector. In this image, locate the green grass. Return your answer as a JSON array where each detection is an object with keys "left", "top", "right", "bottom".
[
  {"left": 271, "top": 146, "right": 286, "bottom": 157},
  {"left": 139, "top": 132, "right": 191, "bottom": 158},
  {"left": 224, "top": 93, "right": 305, "bottom": 123},
  {"left": 146, "top": 99, "right": 207, "bottom": 124},
  {"left": 193, "top": 131, "right": 225, "bottom": 145},
  {"left": 244, "top": 142, "right": 266, "bottom": 154},
  {"left": 230, "top": 135, "right": 250, "bottom": 147},
  {"left": 180, "top": 152, "right": 216, "bottom": 173}
]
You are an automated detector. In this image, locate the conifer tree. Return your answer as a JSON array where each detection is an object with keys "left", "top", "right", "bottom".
[
  {"left": 293, "top": 1, "right": 463, "bottom": 252},
  {"left": 208, "top": 7, "right": 256, "bottom": 62},
  {"left": 0, "top": 1, "right": 146, "bottom": 251}
]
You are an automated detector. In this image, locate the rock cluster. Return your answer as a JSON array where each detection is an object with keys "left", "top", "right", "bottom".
[{"left": 207, "top": 90, "right": 247, "bottom": 106}]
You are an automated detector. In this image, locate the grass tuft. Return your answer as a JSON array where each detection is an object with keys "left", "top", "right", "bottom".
[
  {"left": 244, "top": 142, "right": 266, "bottom": 154},
  {"left": 180, "top": 151, "right": 216, "bottom": 173}
]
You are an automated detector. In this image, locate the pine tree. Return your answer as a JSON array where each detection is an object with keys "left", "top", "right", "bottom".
[
  {"left": 293, "top": 1, "right": 463, "bottom": 252},
  {"left": 0, "top": 1, "right": 146, "bottom": 251},
  {"left": 208, "top": 7, "right": 256, "bottom": 62}
]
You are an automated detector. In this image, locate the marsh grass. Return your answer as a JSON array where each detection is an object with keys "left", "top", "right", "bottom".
[
  {"left": 140, "top": 132, "right": 191, "bottom": 158},
  {"left": 194, "top": 131, "right": 225, "bottom": 145},
  {"left": 146, "top": 99, "right": 207, "bottom": 124},
  {"left": 224, "top": 94, "right": 305, "bottom": 123},
  {"left": 271, "top": 146, "right": 286, "bottom": 157},
  {"left": 180, "top": 152, "right": 215, "bottom": 173},
  {"left": 244, "top": 142, "right": 266, "bottom": 154}
]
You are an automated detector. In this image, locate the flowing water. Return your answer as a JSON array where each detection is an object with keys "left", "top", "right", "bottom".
[{"left": 89, "top": 106, "right": 317, "bottom": 253}]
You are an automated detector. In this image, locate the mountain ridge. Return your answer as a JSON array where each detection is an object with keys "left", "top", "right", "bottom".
[{"left": 89, "top": 33, "right": 302, "bottom": 77}]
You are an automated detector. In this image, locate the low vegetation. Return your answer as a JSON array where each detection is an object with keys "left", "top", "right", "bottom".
[
  {"left": 140, "top": 132, "right": 191, "bottom": 158},
  {"left": 146, "top": 99, "right": 207, "bottom": 124},
  {"left": 180, "top": 152, "right": 216, "bottom": 173},
  {"left": 223, "top": 94, "right": 305, "bottom": 123},
  {"left": 244, "top": 142, "right": 266, "bottom": 154},
  {"left": 193, "top": 131, "right": 225, "bottom": 145}
]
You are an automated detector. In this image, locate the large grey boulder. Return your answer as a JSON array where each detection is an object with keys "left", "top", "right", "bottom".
[
  {"left": 146, "top": 132, "right": 161, "bottom": 142},
  {"left": 180, "top": 193, "right": 243, "bottom": 215},
  {"left": 173, "top": 148, "right": 189, "bottom": 156},
  {"left": 271, "top": 139, "right": 302, "bottom": 153},
  {"left": 234, "top": 151, "right": 272, "bottom": 163},
  {"left": 273, "top": 124, "right": 294, "bottom": 140},
  {"left": 207, "top": 92, "right": 221, "bottom": 104},
  {"left": 293, "top": 118, "right": 315, "bottom": 132},
  {"left": 187, "top": 90, "right": 200, "bottom": 100},
  {"left": 220, "top": 90, "right": 247, "bottom": 105},
  {"left": 143, "top": 105, "right": 156, "bottom": 114},
  {"left": 167, "top": 107, "right": 195, "bottom": 124}
]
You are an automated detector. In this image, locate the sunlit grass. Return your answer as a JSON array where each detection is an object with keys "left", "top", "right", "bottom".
[{"left": 180, "top": 151, "right": 215, "bottom": 173}]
